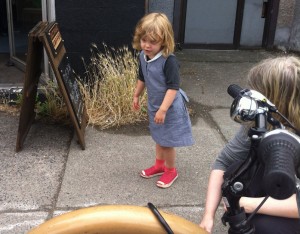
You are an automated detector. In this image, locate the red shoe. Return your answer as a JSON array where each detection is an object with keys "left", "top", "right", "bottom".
[
  {"left": 157, "top": 168, "right": 178, "bottom": 188},
  {"left": 140, "top": 166, "right": 165, "bottom": 178}
]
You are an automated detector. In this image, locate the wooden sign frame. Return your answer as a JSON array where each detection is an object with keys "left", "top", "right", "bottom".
[
  {"left": 16, "top": 21, "right": 87, "bottom": 152},
  {"left": 16, "top": 22, "right": 47, "bottom": 152}
]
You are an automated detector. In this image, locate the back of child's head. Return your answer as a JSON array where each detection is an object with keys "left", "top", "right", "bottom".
[
  {"left": 247, "top": 56, "right": 300, "bottom": 129},
  {"left": 132, "top": 12, "right": 175, "bottom": 57}
]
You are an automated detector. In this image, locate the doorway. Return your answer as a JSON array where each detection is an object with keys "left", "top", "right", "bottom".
[{"left": 0, "top": 0, "right": 43, "bottom": 77}]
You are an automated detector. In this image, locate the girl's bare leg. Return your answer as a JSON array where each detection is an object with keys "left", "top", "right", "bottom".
[{"left": 156, "top": 144, "right": 176, "bottom": 168}]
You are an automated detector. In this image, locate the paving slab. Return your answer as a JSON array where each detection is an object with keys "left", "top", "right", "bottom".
[
  {"left": 0, "top": 212, "right": 47, "bottom": 234},
  {"left": 178, "top": 49, "right": 280, "bottom": 108},
  {"left": 57, "top": 117, "right": 224, "bottom": 208},
  {"left": 0, "top": 113, "right": 72, "bottom": 211},
  {"left": 0, "top": 112, "right": 72, "bottom": 233}
]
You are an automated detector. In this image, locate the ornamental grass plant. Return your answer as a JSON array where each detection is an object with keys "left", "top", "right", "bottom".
[
  {"left": 0, "top": 44, "right": 147, "bottom": 129},
  {"left": 80, "top": 43, "right": 147, "bottom": 129}
]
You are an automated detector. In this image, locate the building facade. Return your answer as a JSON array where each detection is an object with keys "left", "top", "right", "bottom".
[{"left": 0, "top": 0, "right": 297, "bottom": 79}]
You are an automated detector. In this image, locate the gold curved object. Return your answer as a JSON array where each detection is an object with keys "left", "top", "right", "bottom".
[{"left": 28, "top": 205, "right": 207, "bottom": 234}]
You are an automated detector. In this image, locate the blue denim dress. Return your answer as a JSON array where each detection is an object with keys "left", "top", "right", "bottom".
[{"left": 139, "top": 51, "right": 194, "bottom": 147}]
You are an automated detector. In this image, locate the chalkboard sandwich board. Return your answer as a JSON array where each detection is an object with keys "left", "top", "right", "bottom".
[{"left": 16, "top": 21, "right": 87, "bottom": 152}]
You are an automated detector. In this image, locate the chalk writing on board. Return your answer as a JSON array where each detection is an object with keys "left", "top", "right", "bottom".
[{"left": 58, "top": 55, "right": 83, "bottom": 126}]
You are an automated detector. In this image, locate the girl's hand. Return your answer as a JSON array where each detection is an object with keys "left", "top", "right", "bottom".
[
  {"left": 132, "top": 96, "right": 140, "bottom": 111},
  {"left": 199, "top": 216, "right": 214, "bottom": 233},
  {"left": 154, "top": 108, "right": 166, "bottom": 124}
]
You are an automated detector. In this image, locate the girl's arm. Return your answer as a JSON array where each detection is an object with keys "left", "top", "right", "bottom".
[
  {"left": 154, "top": 89, "right": 177, "bottom": 124},
  {"left": 199, "top": 169, "right": 225, "bottom": 233},
  {"left": 239, "top": 194, "right": 299, "bottom": 218},
  {"left": 200, "top": 126, "right": 250, "bottom": 233},
  {"left": 133, "top": 80, "right": 145, "bottom": 110}
]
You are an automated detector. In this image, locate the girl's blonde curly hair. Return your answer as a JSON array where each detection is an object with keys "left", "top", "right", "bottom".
[{"left": 132, "top": 12, "right": 175, "bottom": 57}]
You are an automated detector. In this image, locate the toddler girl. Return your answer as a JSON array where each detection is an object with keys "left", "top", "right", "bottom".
[{"left": 132, "top": 13, "right": 194, "bottom": 188}]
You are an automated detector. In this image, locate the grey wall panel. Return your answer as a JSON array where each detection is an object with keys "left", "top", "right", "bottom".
[
  {"left": 148, "top": 0, "right": 174, "bottom": 23},
  {"left": 184, "top": 0, "right": 237, "bottom": 44},
  {"left": 240, "top": 0, "right": 265, "bottom": 46}
]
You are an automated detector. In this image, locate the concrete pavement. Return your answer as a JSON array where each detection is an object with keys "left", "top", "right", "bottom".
[{"left": 0, "top": 49, "right": 280, "bottom": 233}]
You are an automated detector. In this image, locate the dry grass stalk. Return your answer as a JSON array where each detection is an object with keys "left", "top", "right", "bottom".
[
  {"left": 0, "top": 80, "right": 69, "bottom": 124},
  {"left": 80, "top": 44, "right": 147, "bottom": 129},
  {"left": 35, "top": 80, "right": 70, "bottom": 124},
  {"left": 0, "top": 105, "right": 20, "bottom": 116}
]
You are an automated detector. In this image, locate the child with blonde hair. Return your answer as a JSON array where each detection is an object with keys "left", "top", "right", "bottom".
[{"left": 132, "top": 13, "right": 194, "bottom": 188}]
